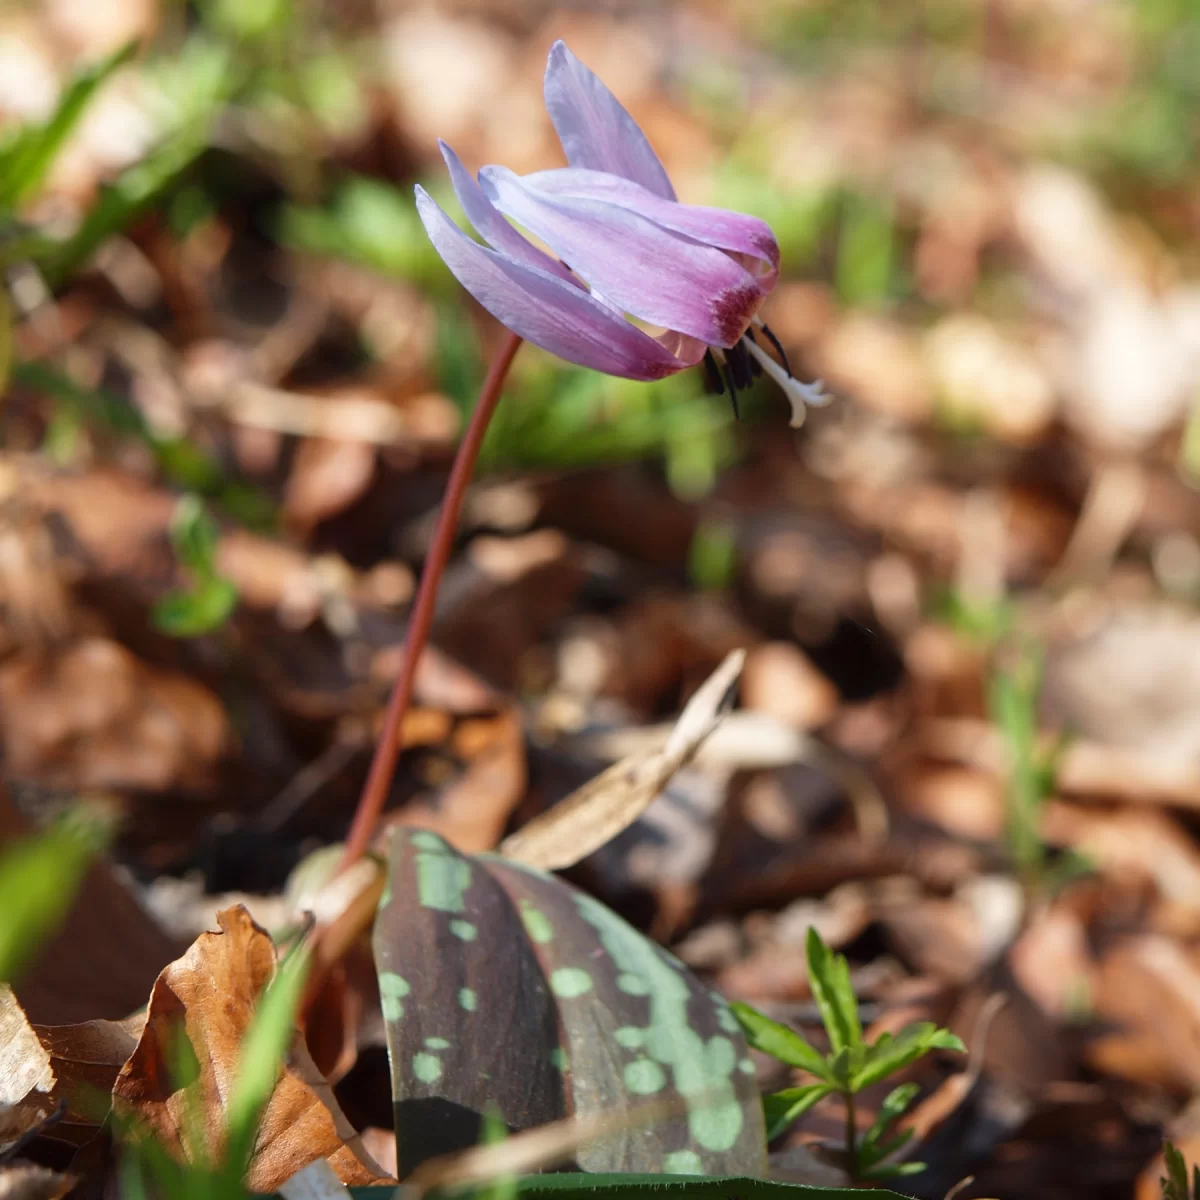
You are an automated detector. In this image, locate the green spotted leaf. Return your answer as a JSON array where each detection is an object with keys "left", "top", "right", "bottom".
[
  {"left": 373, "top": 830, "right": 565, "bottom": 1178},
  {"left": 374, "top": 830, "right": 767, "bottom": 1180}
]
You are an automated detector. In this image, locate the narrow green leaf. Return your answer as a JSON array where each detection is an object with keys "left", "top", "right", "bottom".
[
  {"left": 1163, "top": 1140, "right": 1190, "bottom": 1200},
  {"left": 851, "top": 1023, "right": 965, "bottom": 1092},
  {"left": 729, "top": 1002, "right": 831, "bottom": 1080},
  {"left": 38, "top": 42, "right": 233, "bottom": 288},
  {"left": 804, "top": 927, "right": 861, "bottom": 1056},
  {"left": 863, "top": 1159, "right": 926, "bottom": 1180},
  {"left": 0, "top": 808, "right": 109, "bottom": 983},
  {"left": 223, "top": 943, "right": 310, "bottom": 1181},
  {"left": 0, "top": 40, "right": 138, "bottom": 211},
  {"left": 762, "top": 1084, "right": 833, "bottom": 1140},
  {"left": 859, "top": 1082, "right": 919, "bottom": 1158},
  {"left": 859, "top": 1128, "right": 916, "bottom": 1173}
]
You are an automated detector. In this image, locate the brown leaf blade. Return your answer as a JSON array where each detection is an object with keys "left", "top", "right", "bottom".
[
  {"left": 111, "top": 906, "right": 392, "bottom": 1193},
  {"left": 0, "top": 987, "right": 56, "bottom": 1156}
]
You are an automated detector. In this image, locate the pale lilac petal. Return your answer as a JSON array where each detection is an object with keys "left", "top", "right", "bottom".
[
  {"left": 523, "top": 167, "right": 779, "bottom": 285},
  {"left": 438, "top": 141, "right": 576, "bottom": 286},
  {"left": 543, "top": 41, "right": 676, "bottom": 201},
  {"left": 415, "top": 186, "right": 696, "bottom": 380},
  {"left": 480, "top": 166, "right": 765, "bottom": 348}
]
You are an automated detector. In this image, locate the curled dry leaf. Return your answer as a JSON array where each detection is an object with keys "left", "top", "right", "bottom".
[
  {"left": 112, "top": 906, "right": 392, "bottom": 1193},
  {"left": 0, "top": 980, "right": 141, "bottom": 1153},
  {"left": 499, "top": 649, "right": 745, "bottom": 870},
  {"left": 0, "top": 987, "right": 56, "bottom": 1156}
]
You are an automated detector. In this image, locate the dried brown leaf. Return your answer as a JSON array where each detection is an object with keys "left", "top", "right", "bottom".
[
  {"left": 32, "top": 1016, "right": 142, "bottom": 1144},
  {"left": 112, "top": 907, "right": 392, "bottom": 1193},
  {"left": 0, "top": 987, "right": 56, "bottom": 1156},
  {"left": 499, "top": 649, "right": 744, "bottom": 870}
]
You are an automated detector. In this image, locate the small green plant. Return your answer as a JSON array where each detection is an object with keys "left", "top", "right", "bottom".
[
  {"left": 732, "top": 927, "right": 964, "bottom": 1182},
  {"left": 931, "top": 583, "right": 1014, "bottom": 646},
  {"left": 1163, "top": 1140, "right": 1200, "bottom": 1200},
  {"left": 0, "top": 807, "right": 111, "bottom": 983},
  {"left": 990, "top": 645, "right": 1048, "bottom": 879},
  {"left": 153, "top": 495, "right": 239, "bottom": 637},
  {"left": 988, "top": 644, "right": 1078, "bottom": 889},
  {"left": 0, "top": 41, "right": 137, "bottom": 219}
]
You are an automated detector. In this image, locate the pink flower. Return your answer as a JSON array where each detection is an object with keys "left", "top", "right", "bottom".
[{"left": 416, "top": 41, "right": 828, "bottom": 426}]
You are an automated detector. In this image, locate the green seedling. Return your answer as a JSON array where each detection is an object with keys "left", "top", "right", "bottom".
[
  {"left": 153, "top": 495, "right": 239, "bottom": 637},
  {"left": 732, "top": 927, "right": 964, "bottom": 1181},
  {"left": 1163, "top": 1140, "right": 1200, "bottom": 1200},
  {"left": 988, "top": 645, "right": 1079, "bottom": 889},
  {"left": 0, "top": 807, "right": 110, "bottom": 983}
]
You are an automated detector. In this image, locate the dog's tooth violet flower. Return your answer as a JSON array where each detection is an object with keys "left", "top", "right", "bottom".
[{"left": 415, "top": 40, "right": 829, "bottom": 427}]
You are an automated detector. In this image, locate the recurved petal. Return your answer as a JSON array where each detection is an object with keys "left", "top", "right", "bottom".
[
  {"left": 523, "top": 167, "right": 779, "bottom": 285},
  {"left": 438, "top": 141, "right": 576, "bottom": 285},
  {"left": 415, "top": 186, "right": 697, "bottom": 380},
  {"left": 543, "top": 41, "right": 676, "bottom": 201},
  {"left": 480, "top": 166, "right": 765, "bottom": 348}
]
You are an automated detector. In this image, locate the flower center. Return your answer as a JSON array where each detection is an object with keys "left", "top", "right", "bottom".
[{"left": 704, "top": 317, "right": 831, "bottom": 428}]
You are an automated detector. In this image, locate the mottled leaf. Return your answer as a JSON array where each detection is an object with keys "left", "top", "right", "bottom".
[
  {"left": 374, "top": 830, "right": 766, "bottom": 1180},
  {"left": 372, "top": 831, "right": 565, "bottom": 1177},
  {"left": 485, "top": 856, "right": 766, "bottom": 1176}
]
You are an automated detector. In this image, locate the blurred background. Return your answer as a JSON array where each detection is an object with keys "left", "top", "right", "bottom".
[{"left": 2, "top": 0, "right": 1200, "bottom": 1196}]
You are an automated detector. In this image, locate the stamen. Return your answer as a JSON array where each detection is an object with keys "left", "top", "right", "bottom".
[
  {"left": 702, "top": 349, "right": 724, "bottom": 396},
  {"left": 752, "top": 315, "right": 793, "bottom": 378},
  {"left": 711, "top": 347, "right": 740, "bottom": 419},
  {"left": 742, "top": 336, "right": 830, "bottom": 429},
  {"left": 727, "top": 340, "right": 754, "bottom": 390}
]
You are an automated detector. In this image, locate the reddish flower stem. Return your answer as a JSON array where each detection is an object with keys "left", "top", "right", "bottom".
[{"left": 338, "top": 331, "right": 523, "bottom": 871}]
